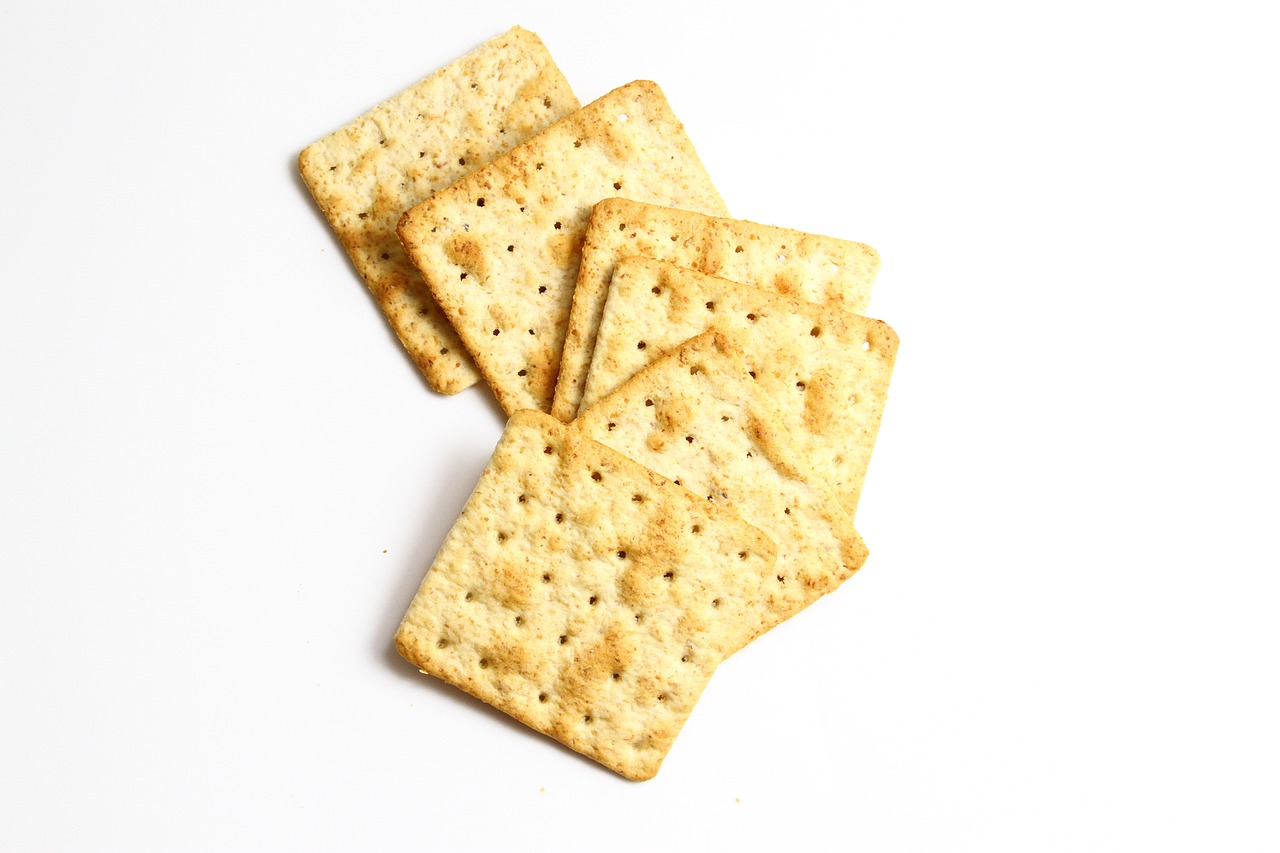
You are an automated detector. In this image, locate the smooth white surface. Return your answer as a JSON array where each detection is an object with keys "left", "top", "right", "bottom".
[{"left": 2, "top": 2, "right": 1277, "bottom": 850}]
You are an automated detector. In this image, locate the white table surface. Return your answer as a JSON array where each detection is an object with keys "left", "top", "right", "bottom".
[{"left": 2, "top": 2, "right": 1277, "bottom": 850}]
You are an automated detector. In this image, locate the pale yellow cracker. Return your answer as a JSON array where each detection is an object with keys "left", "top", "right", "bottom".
[
  {"left": 397, "top": 80, "right": 728, "bottom": 414},
  {"left": 395, "top": 410, "right": 777, "bottom": 781},
  {"left": 299, "top": 27, "right": 579, "bottom": 394},
  {"left": 576, "top": 331, "right": 868, "bottom": 641},
  {"left": 551, "top": 198, "right": 880, "bottom": 421},
  {"left": 580, "top": 257, "right": 898, "bottom": 515}
]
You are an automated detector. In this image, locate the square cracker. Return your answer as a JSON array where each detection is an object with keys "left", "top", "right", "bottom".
[
  {"left": 397, "top": 80, "right": 729, "bottom": 415},
  {"left": 299, "top": 27, "right": 579, "bottom": 394},
  {"left": 576, "top": 331, "right": 869, "bottom": 643},
  {"left": 551, "top": 198, "right": 881, "bottom": 421},
  {"left": 580, "top": 257, "right": 898, "bottom": 515},
  {"left": 395, "top": 410, "right": 777, "bottom": 781}
]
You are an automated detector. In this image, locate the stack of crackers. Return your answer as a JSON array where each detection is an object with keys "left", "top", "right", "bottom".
[{"left": 300, "top": 27, "right": 899, "bottom": 781}]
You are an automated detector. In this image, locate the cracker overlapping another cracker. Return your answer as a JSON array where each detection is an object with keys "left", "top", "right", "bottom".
[
  {"left": 395, "top": 410, "right": 778, "bottom": 780},
  {"left": 397, "top": 81, "right": 728, "bottom": 415},
  {"left": 552, "top": 198, "right": 881, "bottom": 421},
  {"left": 580, "top": 257, "right": 898, "bottom": 515},
  {"left": 300, "top": 27, "right": 579, "bottom": 394},
  {"left": 576, "top": 331, "right": 868, "bottom": 643}
]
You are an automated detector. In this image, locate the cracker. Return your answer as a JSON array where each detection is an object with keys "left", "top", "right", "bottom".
[
  {"left": 576, "top": 331, "right": 868, "bottom": 641},
  {"left": 397, "top": 81, "right": 728, "bottom": 414},
  {"left": 299, "top": 27, "right": 579, "bottom": 394},
  {"left": 395, "top": 410, "right": 777, "bottom": 781},
  {"left": 580, "top": 257, "right": 898, "bottom": 515},
  {"left": 551, "top": 198, "right": 880, "bottom": 421}
]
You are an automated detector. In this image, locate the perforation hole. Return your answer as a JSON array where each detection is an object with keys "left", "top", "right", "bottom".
[
  {"left": 680, "top": 654, "right": 689, "bottom": 662},
  {"left": 544, "top": 445, "right": 553, "bottom": 454},
  {"left": 748, "top": 371, "right": 757, "bottom": 379},
  {"left": 746, "top": 313, "right": 757, "bottom": 322},
  {"left": 691, "top": 524, "right": 701, "bottom": 534},
  {"left": 496, "top": 533, "right": 506, "bottom": 543},
  {"left": 542, "top": 573, "right": 552, "bottom": 583},
  {"left": 711, "top": 598, "right": 721, "bottom": 608},
  {"left": 632, "top": 494, "right": 644, "bottom": 503},
  {"left": 663, "top": 572, "right": 674, "bottom": 581},
  {"left": 607, "top": 422, "right": 616, "bottom": 431},
  {"left": 573, "top": 140, "right": 582, "bottom": 148},
  {"left": 507, "top": 245, "right": 514, "bottom": 252},
  {"left": 784, "top": 508, "right": 792, "bottom": 515},
  {"left": 705, "top": 301, "right": 715, "bottom": 311},
  {"left": 645, "top": 399, "right": 654, "bottom": 407},
  {"left": 637, "top": 341, "right": 646, "bottom": 350},
  {"left": 616, "top": 550, "right": 626, "bottom": 559},
  {"left": 460, "top": 273, "right": 467, "bottom": 280},
  {"left": 514, "top": 615, "right": 523, "bottom": 626},
  {"left": 611, "top": 672, "right": 621, "bottom": 680},
  {"left": 464, "top": 591, "right": 473, "bottom": 601},
  {"left": 591, "top": 471, "right": 602, "bottom": 482},
  {"left": 476, "top": 197, "right": 485, "bottom": 207},
  {"left": 777, "top": 575, "right": 786, "bottom": 584},
  {"left": 613, "top": 182, "right": 622, "bottom": 190},
  {"left": 796, "top": 381, "right": 806, "bottom": 390},
  {"left": 657, "top": 693, "right": 667, "bottom": 702},
  {"left": 554, "top": 221, "right": 562, "bottom": 230},
  {"left": 861, "top": 340, "right": 872, "bottom": 351},
  {"left": 536, "top": 162, "right": 544, "bottom": 170},
  {"left": 478, "top": 658, "right": 489, "bottom": 669},
  {"left": 436, "top": 639, "right": 448, "bottom": 648},
  {"left": 543, "top": 97, "right": 552, "bottom": 108},
  {"left": 518, "top": 369, "right": 527, "bottom": 377},
  {"left": 685, "top": 435, "right": 694, "bottom": 444},
  {"left": 589, "top": 596, "right": 598, "bottom": 605},
  {"left": 583, "top": 714, "right": 593, "bottom": 723},
  {"left": 458, "top": 158, "right": 466, "bottom": 166},
  {"left": 538, "top": 286, "right": 546, "bottom": 293},
  {"left": 735, "top": 245, "right": 744, "bottom": 253},
  {"left": 651, "top": 286, "right": 661, "bottom": 295},
  {"left": 492, "top": 328, "right": 500, "bottom": 336},
  {"left": 380, "top": 252, "right": 389, "bottom": 260},
  {"left": 738, "top": 551, "right": 748, "bottom": 560},
  {"left": 810, "top": 327, "right": 822, "bottom": 337},
  {"left": 440, "top": 347, "right": 449, "bottom": 355},
  {"left": 517, "top": 494, "right": 526, "bottom": 503},
  {"left": 555, "top": 513, "right": 563, "bottom": 524},
  {"left": 538, "top": 692, "right": 548, "bottom": 703},
  {"left": 558, "top": 635, "right": 567, "bottom": 645}
]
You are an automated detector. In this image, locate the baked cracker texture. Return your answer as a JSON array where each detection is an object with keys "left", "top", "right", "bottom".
[
  {"left": 551, "top": 198, "right": 880, "bottom": 421},
  {"left": 577, "top": 331, "right": 868, "bottom": 643},
  {"left": 581, "top": 257, "right": 898, "bottom": 515},
  {"left": 395, "top": 410, "right": 778, "bottom": 781},
  {"left": 299, "top": 26, "right": 579, "bottom": 394},
  {"left": 397, "top": 80, "right": 729, "bottom": 415}
]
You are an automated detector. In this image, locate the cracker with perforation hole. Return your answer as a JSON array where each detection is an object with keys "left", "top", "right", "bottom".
[
  {"left": 299, "top": 27, "right": 579, "bottom": 395},
  {"left": 395, "top": 410, "right": 777, "bottom": 781},
  {"left": 580, "top": 257, "right": 898, "bottom": 515},
  {"left": 397, "top": 80, "right": 728, "bottom": 414},
  {"left": 551, "top": 198, "right": 880, "bottom": 421},
  {"left": 576, "top": 331, "right": 868, "bottom": 642}
]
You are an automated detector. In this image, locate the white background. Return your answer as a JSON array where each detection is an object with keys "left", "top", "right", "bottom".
[{"left": 2, "top": 1, "right": 1277, "bottom": 850}]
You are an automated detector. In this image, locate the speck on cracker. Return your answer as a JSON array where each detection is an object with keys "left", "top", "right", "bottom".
[
  {"left": 396, "top": 80, "right": 729, "bottom": 416},
  {"left": 298, "top": 26, "right": 579, "bottom": 395},
  {"left": 551, "top": 198, "right": 881, "bottom": 421},
  {"left": 395, "top": 410, "right": 778, "bottom": 781},
  {"left": 576, "top": 331, "right": 868, "bottom": 644},
  {"left": 580, "top": 257, "right": 898, "bottom": 515}
]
